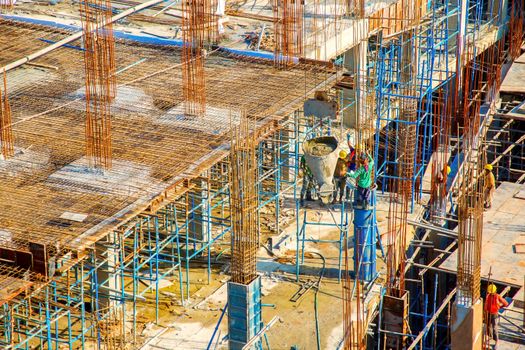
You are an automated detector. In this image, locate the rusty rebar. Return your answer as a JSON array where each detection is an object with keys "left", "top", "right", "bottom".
[
  {"left": 273, "top": 0, "right": 304, "bottom": 68},
  {"left": 508, "top": 0, "right": 524, "bottom": 60},
  {"left": 79, "top": 0, "right": 116, "bottom": 170},
  {"left": 456, "top": 46, "right": 485, "bottom": 308},
  {"left": 229, "top": 112, "right": 259, "bottom": 285},
  {"left": 0, "top": 0, "right": 13, "bottom": 12},
  {"left": 181, "top": 0, "right": 217, "bottom": 116},
  {"left": 0, "top": 69, "right": 14, "bottom": 159}
]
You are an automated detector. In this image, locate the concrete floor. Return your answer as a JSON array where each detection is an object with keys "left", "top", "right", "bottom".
[{"left": 131, "top": 199, "right": 387, "bottom": 350}]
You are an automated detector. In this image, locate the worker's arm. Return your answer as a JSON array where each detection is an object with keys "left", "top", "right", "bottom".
[
  {"left": 347, "top": 167, "right": 364, "bottom": 179},
  {"left": 348, "top": 146, "right": 355, "bottom": 160},
  {"left": 367, "top": 152, "right": 374, "bottom": 168},
  {"left": 489, "top": 173, "right": 496, "bottom": 188},
  {"left": 497, "top": 294, "right": 509, "bottom": 308}
]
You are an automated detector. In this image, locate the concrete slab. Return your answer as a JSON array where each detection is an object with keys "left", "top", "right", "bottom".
[
  {"left": 440, "top": 182, "right": 525, "bottom": 286},
  {"left": 501, "top": 52, "right": 525, "bottom": 94}
]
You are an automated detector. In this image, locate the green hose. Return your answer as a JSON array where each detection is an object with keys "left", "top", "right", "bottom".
[
  {"left": 215, "top": 247, "right": 230, "bottom": 262},
  {"left": 310, "top": 252, "right": 326, "bottom": 350}
]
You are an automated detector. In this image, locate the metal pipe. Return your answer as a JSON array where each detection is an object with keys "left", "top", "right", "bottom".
[
  {"left": 406, "top": 288, "right": 457, "bottom": 350},
  {"left": 206, "top": 303, "right": 228, "bottom": 350},
  {"left": 241, "top": 316, "right": 280, "bottom": 350}
]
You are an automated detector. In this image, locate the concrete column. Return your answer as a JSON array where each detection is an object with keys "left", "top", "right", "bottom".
[
  {"left": 342, "top": 41, "right": 368, "bottom": 129},
  {"left": 228, "top": 276, "right": 263, "bottom": 350},
  {"left": 382, "top": 290, "right": 409, "bottom": 349},
  {"left": 95, "top": 234, "right": 121, "bottom": 312},
  {"left": 189, "top": 180, "right": 206, "bottom": 242},
  {"left": 451, "top": 299, "right": 483, "bottom": 350}
]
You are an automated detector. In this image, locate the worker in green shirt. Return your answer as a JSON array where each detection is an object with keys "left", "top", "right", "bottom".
[{"left": 347, "top": 152, "right": 374, "bottom": 209}]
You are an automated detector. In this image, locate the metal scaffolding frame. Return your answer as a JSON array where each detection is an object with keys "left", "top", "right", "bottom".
[
  {"left": 372, "top": 0, "right": 519, "bottom": 347},
  {"left": 373, "top": 0, "right": 460, "bottom": 212},
  {"left": 0, "top": 115, "right": 305, "bottom": 348}
]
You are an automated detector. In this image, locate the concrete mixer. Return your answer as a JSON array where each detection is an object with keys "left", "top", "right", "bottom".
[{"left": 302, "top": 136, "right": 339, "bottom": 204}]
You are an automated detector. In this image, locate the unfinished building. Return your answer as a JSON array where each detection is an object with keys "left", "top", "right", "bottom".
[{"left": 0, "top": 0, "right": 523, "bottom": 349}]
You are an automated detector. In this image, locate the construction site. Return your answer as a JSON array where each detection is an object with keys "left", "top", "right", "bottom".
[{"left": 0, "top": 0, "right": 524, "bottom": 349}]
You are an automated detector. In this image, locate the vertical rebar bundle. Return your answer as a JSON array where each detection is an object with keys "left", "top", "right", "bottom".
[
  {"left": 455, "top": 50, "right": 485, "bottom": 307},
  {"left": 386, "top": 31, "right": 417, "bottom": 296},
  {"left": 182, "top": 0, "right": 217, "bottom": 116},
  {"left": 508, "top": 0, "right": 524, "bottom": 60},
  {"left": 79, "top": 0, "right": 116, "bottom": 170},
  {"left": 343, "top": 242, "right": 366, "bottom": 350},
  {"left": 429, "top": 87, "right": 452, "bottom": 224},
  {"left": 0, "top": 0, "right": 13, "bottom": 11},
  {"left": 346, "top": 0, "right": 364, "bottom": 17},
  {"left": 343, "top": 239, "right": 352, "bottom": 349},
  {"left": 229, "top": 113, "right": 259, "bottom": 285},
  {"left": 273, "top": 0, "right": 304, "bottom": 68},
  {"left": 0, "top": 70, "right": 14, "bottom": 159},
  {"left": 343, "top": 38, "right": 378, "bottom": 350}
]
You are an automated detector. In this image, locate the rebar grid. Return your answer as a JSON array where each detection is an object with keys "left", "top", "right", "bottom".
[
  {"left": 0, "top": 20, "right": 70, "bottom": 68},
  {"left": 229, "top": 113, "right": 259, "bottom": 285},
  {"left": 0, "top": 19, "right": 329, "bottom": 253},
  {"left": 0, "top": 170, "right": 230, "bottom": 346},
  {"left": 0, "top": 70, "right": 14, "bottom": 159},
  {"left": 273, "top": 0, "right": 304, "bottom": 68},
  {"left": 79, "top": 0, "right": 117, "bottom": 170}
]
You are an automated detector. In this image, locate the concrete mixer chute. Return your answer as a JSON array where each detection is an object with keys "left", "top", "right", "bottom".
[{"left": 302, "top": 136, "right": 339, "bottom": 204}]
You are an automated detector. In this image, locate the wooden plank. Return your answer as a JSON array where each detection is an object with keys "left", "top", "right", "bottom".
[{"left": 514, "top": 244, "right": 525, "bottom": 254}]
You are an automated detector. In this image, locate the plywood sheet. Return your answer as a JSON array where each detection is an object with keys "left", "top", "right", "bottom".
[{"left": 501, "top": 52, "right": 525, "bottom": 94}]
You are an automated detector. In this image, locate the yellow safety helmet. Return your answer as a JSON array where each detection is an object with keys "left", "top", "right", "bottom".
[
  {"left": 485, "top": 164, "right": 493, "bottom": 171},
  {"left": 487, "top": 284, "right": 497, "bottom": 294},
  {"left": 446, "top": 166, "right": 451, "bottom": 175},
  {"left": 339, "top": 150, "right": 348, "bottom": 159}
]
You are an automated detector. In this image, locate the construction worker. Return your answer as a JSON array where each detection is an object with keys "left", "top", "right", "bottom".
[
  {"left": 437, "top": 165, "right": 451, "bottom": 184},
  {"left": 483, "top": 164, "right": 496, "bottom": 209},
  {"left": 431, "top": 165, "right": 451, "bottom": 221},
  {"left": 300, "top": 155, "right": 315, "bottom": 206},
  {"left": 344, "top": 142, "right": 357, "bottom": 201},
  {"left": 347, "top": 152, "right": 374, "bottom": 209},
  {"left": 485, "top": 284, "right": 508, "bottom": 349},
  {"left": 346, "top": 134, "right": 357, "bottom": 172},
  {"left": 333, "top": 150, "right": 349, "bottom": 204}
]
